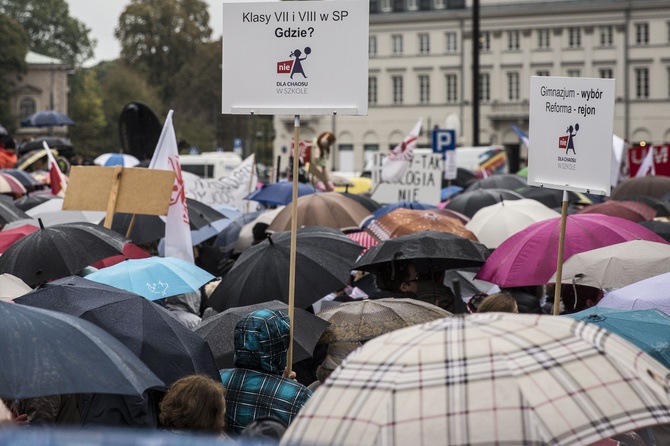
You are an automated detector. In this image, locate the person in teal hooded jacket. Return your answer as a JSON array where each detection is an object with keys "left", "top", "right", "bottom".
[{"left": 219, "top": 309, "right": 312, "bottom": 434}]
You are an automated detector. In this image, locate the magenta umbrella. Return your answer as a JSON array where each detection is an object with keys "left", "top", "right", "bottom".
[{"left": 475, "top": 214, "right": 666, "bottom": 287}]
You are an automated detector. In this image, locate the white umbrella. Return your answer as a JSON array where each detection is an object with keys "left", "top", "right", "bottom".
[
  {"left": 94, "top": 153, "right": 141, "bottom": 168},
  {"left": 0, "top": 273, "right": 32, "bottom": 301},
  {"left": 25, "top": 197, "right": 105, "bottom": 225},
  {"left": 465, "top": 199, "right": 559, "bottom": 248},
  {"left": 549, "top": 240, "right": 670, "bottom": 289},
  {"left": 598, "top": 272, "right": 670, "bottom": 316},
  {"left": 282, "top": 313, "right": 670, "bottom": 446}
]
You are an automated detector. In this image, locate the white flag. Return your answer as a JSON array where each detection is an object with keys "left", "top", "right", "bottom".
[
  {"left": 635, "top": 146, "right": 656, "bottom": 178},
  {"left": 149, "top": 110, "right": 194, "bottom": 263},
  {"left": 381, "top": 118, "right": 422, "bottom": 182},
  {"left": 42, "top": 141, "right": 67, "bottom": 197}
]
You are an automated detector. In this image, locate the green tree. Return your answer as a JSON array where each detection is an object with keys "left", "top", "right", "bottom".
[
  {"left": 0, "top": 13, "right": 29, "bottom": 131},
  {"left": 68, "top": 69, "right": 107, "bottom": 158},
  {"left": 115, "top": 0, "right": 212, "bottom": 103},
  {"left": 97, "top": 61, "right": 165, "bottom": 153},
  {"left": 0, "top": 0, "right": 95, "bottom": 66}
]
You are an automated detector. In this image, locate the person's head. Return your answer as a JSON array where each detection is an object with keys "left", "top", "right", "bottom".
[
  {"left": 374, "top": 260, "right": 418, "bottom": 293},
  {"left": 240, "top": 417, "right": 288, "bottom": 442},
  {"left": 234, "top": 309, "right": 291, "bottom": 374},
  {"left": 558, "top": 283, "right": 603, "bottom": 314},
  {"left": 159, "top": 375, "right": 227, "bottom": 434},
  {"left": 476, "top": 292, "right": 518, "bottom": 313}
]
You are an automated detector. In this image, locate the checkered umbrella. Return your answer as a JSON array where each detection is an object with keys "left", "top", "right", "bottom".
[{"left": 283, "top": 313, "right": 670, "bottom": 446}]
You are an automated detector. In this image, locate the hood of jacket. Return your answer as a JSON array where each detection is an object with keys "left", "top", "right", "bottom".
[{"left": 233, "top": 309, "right": 290, "bottom": 374}]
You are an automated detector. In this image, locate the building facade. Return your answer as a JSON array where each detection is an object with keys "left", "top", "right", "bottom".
[
  {"left": 9, "top": 51, "right": 71, "bottom": 140},
  {"left": 273, "top": 0, "right": 670, "bottom": 174}
]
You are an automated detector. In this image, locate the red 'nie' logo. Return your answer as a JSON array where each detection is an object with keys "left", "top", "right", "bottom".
[
  {"left": 558, "top": 135, "right": 568, "bottom": 150},
  {"left": 277, "top": 60, "right": 293, "bottom": 74}
]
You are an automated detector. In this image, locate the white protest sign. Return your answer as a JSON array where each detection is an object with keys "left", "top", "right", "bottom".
[
  {"left": 183, "top": 155, "right": 258, "bottom": 211},
  {"left": 371, "top": 153, "right": 442, "bottom": 205},
  {"left": 528, "top": 76, "right": 615, "bottom": 195},
  {"left": 222, "top": 0, "right": 369, "bottom": 116}
]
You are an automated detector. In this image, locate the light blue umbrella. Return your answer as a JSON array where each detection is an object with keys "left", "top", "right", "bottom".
[
  {"left": 85, "top": 257, "right": 215, "bottom": 301},
  {"left": 565, "top": 307, "right": 670, "bottom": 369}
]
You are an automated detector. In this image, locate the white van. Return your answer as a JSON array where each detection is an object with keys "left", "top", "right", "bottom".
[{"left": 179, "top": 152, "right": 243, "bottom": 179}]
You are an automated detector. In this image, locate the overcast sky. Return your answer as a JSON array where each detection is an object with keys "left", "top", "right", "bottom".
[{"left": 66, "top": 0, "right": 225, "bottom": 66}]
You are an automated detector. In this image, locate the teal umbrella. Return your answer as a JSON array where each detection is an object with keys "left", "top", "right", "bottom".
[{"left": 565, "top": 307, "right": 670, "bottom": 369}]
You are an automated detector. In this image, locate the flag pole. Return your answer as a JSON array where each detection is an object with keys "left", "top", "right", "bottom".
[
  {"left": 553, "top": 189, "right": 569, "bottom": 315},
  {"left": 286, "top": 114, "right": 300, "bottom": 373}
]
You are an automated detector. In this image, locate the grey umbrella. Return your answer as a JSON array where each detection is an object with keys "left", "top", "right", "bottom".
[
  {"left": 194, "top": 300, "right": 330, "bottom": 369},
  {"left": 0, "top": 300, "right": 164, "bottom": 399}
]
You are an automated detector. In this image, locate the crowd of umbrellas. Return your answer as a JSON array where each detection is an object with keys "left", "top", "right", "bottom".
[{"left": 3, "top": 166, "right": 670, "bottom": 445}]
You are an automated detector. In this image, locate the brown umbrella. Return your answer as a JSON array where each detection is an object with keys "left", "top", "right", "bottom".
[
  {"left": 576, "top": 200, "right": 656, "bottom": 222},
  {"left": 367, "top": 208, "right": 478, "bottom": 241},
  {"left": 317, "top": 297, "right": 451, "bottom": 344},
  {"left": 267, "top": 192, "right": 371, "bottom": 232},
  {"left": 611, "top": 175, "right": 670, "bottom": 199}
]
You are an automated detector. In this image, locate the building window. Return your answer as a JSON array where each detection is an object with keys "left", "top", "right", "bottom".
[
  {"left": 419, "top": 75, "right": 430, "bottom": 104},
  {"left": 19, "top": 98, "right": 36, "bottom": 119},
  {"left": 635, "top": 23, "right": 649, "bottom": 45},
  {"left": 667, "top": 22, "right": 670, "bottom": 43},
  {"left": 381, "top": 0, "right": 392, "bottom": 11},
  {"left": 507, "top": 72, "right": 520, "bottom": 101},
  {"left": 446, "top": 74, "right": 458, "bottom": 103},
  {"left": 567, "top": 69, "right": 581, "bottom": 77},
  {"left": 537, "top": 29, "right": 550, "bottom": 49},
  {"left": 479, "top": 31, "right": 490, "bottom": 52},
  {"left": 392, "top": 34, "right": 403, "bottom": 55},
  {"left": 419, "top": 33, "right": 430, "bottom": 55},
  {"left": 507, "top": 30, "right": 520, "bottom": 51},
  {"left": 568, "top": 27, "right": 581, "bottom": 48},
  {"left": 599, "top": 26, "right": 614, "bottom": 46},
  {"left": 368, "top": 76, "right": 378, "bottom": 105},
  {"left": 599, "top": 68, "right": 613, "bottom": 79},
  {"left": 407, "top": 0, "right": 418, "bottom": 10},
  {"left": 635, "top": 67, "right": 649, "bottom": 99},
  {"left": 668, "top": 67, "right": 670, "bottom": 98},
  {"left": 479, "top": 72, "right": 490, "bottom": 102},
  {"left": 392, "top": 75, "right": 404, "bottom": 104},
  {"left": 536, "top": 70, "right": 550, "bottom": 77},
  {"left": 434, "top": 0, "right": 444, "bottom": 9},
  {"left": 446, "top": 32, "right": 458, "bottom": 53},
  {"left": 369, "top": 35, "right": 377, "bottom": 57}
]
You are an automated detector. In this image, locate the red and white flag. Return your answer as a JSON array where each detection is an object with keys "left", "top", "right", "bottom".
[
  {"left": 381, "top": 118, "right": 422, "bottom": 182},
  {"left": 635, "top": 146, "right": 656, "bottom": 178},
  {"left": 42, "top": 141, "right": 67, "bottom": 196},
  {"left": 149, "top": 110, "right": 194, "bottom": 263}
]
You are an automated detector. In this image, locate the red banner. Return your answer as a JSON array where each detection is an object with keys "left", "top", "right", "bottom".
[{"left": 628, "top": 145, "right": 670, "bottom": 177}]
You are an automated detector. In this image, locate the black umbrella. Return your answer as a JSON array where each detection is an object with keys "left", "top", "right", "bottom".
[
  {"left": 639, "top": 220, "right": 670, "bottom": 242},
  {"left": 340, "top": 190, "right": 381, "bottom": 213},
  {"left": 21, "top": 111, "right": 75, "bottom": 128},
  {"left": 207, "top": 227, "right": 364, "bottom": 311},
  {"left": 1, "top": 169, "right": 38, "bottom": 188},
  {"left": 185, "top": 198, "right": 227, "bottom": 229},
  {"left": 194, "top": 300, "right": 330, "bottom": 369},
  {"left": 0, "top": 300, "right": 164, "bottom": 399},
  {"left": 444, "top": 188, "right": 524, "bottom": 218},
  {"left": 0, "top": 221, "right": 128, "bottom": 286},
  {"left": 0, "top": 198, "right": 30, "bottom": 224},
  {"left": 15, "top": 276, "right": 220, "bottom": 386},
  {"left": 519, "top": 186, "right": 585, "bottom": 209},
  {"left": 18, "top": 137, "right": 74, "bottom": 157},
  {"left": 13, "top": 194, "right": 58, "bottom": 211},
  {"left": 465, "top": 174, "right": 527, "bottom": 192},
  {"left": 354, "top": 230, "right": 491, "bottom": 273}
]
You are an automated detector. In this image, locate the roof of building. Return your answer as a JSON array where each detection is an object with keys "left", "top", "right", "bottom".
[{"left": 26, "top": 51, "right": 65, "bottom": 65}]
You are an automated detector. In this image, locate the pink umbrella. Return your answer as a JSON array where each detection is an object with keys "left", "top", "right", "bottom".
[{"left": 475, "top": 214, "right": 666, "bottom": 287}]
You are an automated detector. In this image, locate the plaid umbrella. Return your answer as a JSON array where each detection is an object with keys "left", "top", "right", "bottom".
[
  {"left": 316, "top": 297, "right": 451, "bottom": 344},
  {"left": 576, "top": 200, "right": 656, "bottom": 222},
  {"left": 284, "top": 313, "right": 670, "bottom": 446}
]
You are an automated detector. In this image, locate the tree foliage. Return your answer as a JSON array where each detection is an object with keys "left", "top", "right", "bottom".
[
  {"left": 67, "top": 69, "right": 107, "bottom": 157},
  {"left": 0, "top": 0, "right": 95, "bottom": 66},
  {"left": 115, "top": 0, "right": 212, "bottom": 102},
  {"left": 0, "top": 13, "right": 29, "bottom": 131}
]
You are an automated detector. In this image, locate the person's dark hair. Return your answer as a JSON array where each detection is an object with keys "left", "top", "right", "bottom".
[
  {"left": 477, "top": 292, "right": 518, "bottom": 313},
  {"left": 240, "top": 416, "right": 288, "bottom": 442},
  {"left": 373, "top": 260, "right": 414, "bottom": 292},
  {"left": 159, "top": 375, "right": 226, "bottom": 434}
]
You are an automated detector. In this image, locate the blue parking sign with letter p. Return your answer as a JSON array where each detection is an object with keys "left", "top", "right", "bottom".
[{"left": 432, "top": 129, "right": 456, "bottom": 153}]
